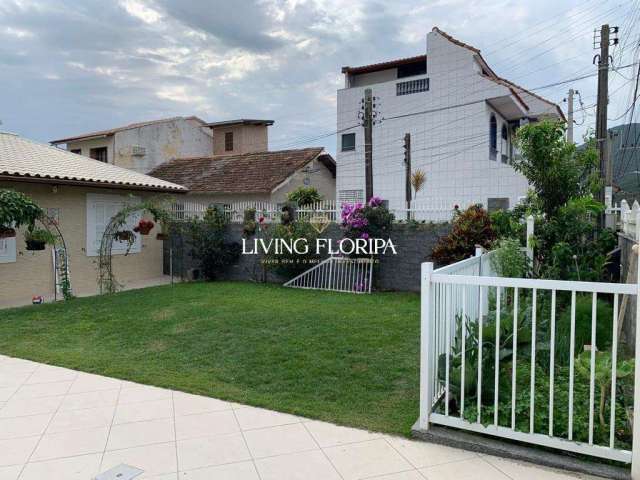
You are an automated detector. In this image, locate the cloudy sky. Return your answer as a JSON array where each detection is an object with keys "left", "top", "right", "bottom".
[{"left": 0, "top": 0, "right": 637, "bottom": 154}]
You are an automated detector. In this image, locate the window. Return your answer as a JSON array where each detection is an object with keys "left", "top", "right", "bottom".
[
  {"left": 225, "top": 132, "right": 234, "bottom": 151},
  {"left": 86, "top": 194, "right": 141, "bottom": 257},
  {"left": 338, "top": 189, "right": 364, "bottom": 204},
  {"left": 397, "top": 61, "right": 426, "bottom": 78},
  {"left": 341, "top": 133, "right": 356, "bottom": 152},
  {"left": 70, "top": 149, "right": 81, "bottom": 155},
  {"left": 489, "top": 114, "right": 497, "bottom": 160},
  {"left": 488, "top": 198, "right": 509, "bottom": 212},
  {"left": 0, "top": 236, "right": 16, "bottom": 264},
  {"left": 90, "top": 147, "right": 108, "bottom": 163},
  {"left": 500, "top": 124, "right": 509, "bottom": 164}
]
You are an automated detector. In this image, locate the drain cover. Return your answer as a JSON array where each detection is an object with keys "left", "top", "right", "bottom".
[{"left": 94, "top": 464, "right": 143, "bottom": 480}]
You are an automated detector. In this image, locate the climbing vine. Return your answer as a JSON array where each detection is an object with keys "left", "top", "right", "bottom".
[{"left": 98, "top": 197, "right": 172, "bottom": 294}]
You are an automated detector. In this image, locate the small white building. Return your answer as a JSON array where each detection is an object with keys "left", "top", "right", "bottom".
[{"left": 336, "top": 27, "right": 565, "bottom": 213}]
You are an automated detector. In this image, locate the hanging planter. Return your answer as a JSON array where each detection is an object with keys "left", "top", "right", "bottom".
[
  {"left": 133, "top": 219, "right": 154, "bottom": 235},
  {"left": 0, "top": 226, "right": 16, "bottom": 239},
  {"left": 24, "top": 227, "right": 55, "bottom": 251},
  {"left": 114, "top": 230, "right": 135, "bottom": 243}
]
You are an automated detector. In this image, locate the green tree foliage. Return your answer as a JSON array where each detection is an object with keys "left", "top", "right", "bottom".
[
  {"left": 263, "top": 221, "right": 321, "bottom": 277},
  {"left": 186, "top": 207, "right": 240, "bottom": 280},
  {"left": 431, "top": 204, "right": 495, "bottom": 265},
  {"left": 287, "top": 186, "right": 323, "bottom": 206},
  {"left": 0, "top": 189, "right": 43, "bottom": 229}
]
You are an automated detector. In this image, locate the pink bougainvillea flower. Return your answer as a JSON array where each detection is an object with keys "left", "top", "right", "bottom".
[
  {"left": 360, "top": 232, "right": 369, "bottom": 239},
  {"left": 258, "top": 216, "right": 265, "bottom": 223}
]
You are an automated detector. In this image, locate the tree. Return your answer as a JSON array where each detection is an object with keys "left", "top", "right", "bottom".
[
  {"left": 513, "top": 121, "right": 599, "bottom": 217},
  {"left": 287, "top": 186, "right": 323, "bottom": 206}
]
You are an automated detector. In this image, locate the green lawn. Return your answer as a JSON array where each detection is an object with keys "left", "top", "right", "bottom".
[{"left": 0, "top": 282, "right": 420, "bottom": 436}]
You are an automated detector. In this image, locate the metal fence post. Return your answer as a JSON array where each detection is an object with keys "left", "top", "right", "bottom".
[
  {"left": 419, "top": 262, "right": 434, "bottom": 430},
  {"left": 632, "top": 213, "right": 640, "bottom": 479}
]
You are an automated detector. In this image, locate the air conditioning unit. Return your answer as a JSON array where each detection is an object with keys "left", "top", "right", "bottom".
[{"left": 131, "top": 146, "right": 146, "bottom": 156}]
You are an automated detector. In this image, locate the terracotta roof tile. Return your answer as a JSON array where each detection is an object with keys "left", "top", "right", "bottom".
[{"left": 149, "top": 148, "right": 332, "bottom": 194}]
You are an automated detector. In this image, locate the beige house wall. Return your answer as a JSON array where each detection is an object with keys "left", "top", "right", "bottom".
[
  {"left": 0, "top": 181, "right": 170, "bottom": 308},
  {"left": 211, "top": 125, "right": 268, "bottom": 155},
  {"left": 271, "top": 159, "right": 336, "bottom": 204},
  {"left": 66, "top": 137, "right": 115, "bottom": 164}
]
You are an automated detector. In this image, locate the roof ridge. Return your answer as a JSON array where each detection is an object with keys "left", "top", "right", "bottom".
[{"left": 431, "top": 27, "right": 481, "bottom": 54}]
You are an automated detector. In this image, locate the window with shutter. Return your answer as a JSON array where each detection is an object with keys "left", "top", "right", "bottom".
[
  {"left": 0, "top": 236, "right": 16, "bottom": 264},
  {"left": 86, "top": 194, "right": 141, "bottom": 257}
]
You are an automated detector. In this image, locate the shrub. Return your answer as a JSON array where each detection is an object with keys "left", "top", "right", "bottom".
[
  {"left": 263, "top": 221, "right": 321, "bottom": 277},
  {"left": 0, "top": 189, "right": 43, "bottom": 229},
  {"left": 341, "top": 196, "right": 394, "bottom": 244},
  {"left": 287, "top": 186, "right": 322, "bottom": 206},
  {"left": 186, "top": 207, "right": 240, "bottom": 280},
  {"left": 491, "top": 238, "right": 528, "bottom": 278},
  {"left": 431, "top": 204, "right": 495, "bottom": 265}
]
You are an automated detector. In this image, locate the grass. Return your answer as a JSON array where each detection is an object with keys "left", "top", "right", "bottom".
[{"left": 0, "top": 282, "right": 420, "bottom": 436}]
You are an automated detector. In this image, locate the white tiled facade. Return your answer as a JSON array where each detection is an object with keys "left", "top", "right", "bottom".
[{"left": 336, "top": 29, "right": 563, "bottom": 212}]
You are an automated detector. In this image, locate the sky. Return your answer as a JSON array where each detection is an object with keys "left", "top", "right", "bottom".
[{"left": 0, "top": 0, "right": 638, "bottom": 155}]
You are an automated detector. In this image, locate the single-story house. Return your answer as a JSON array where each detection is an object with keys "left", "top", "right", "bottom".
[
  {"left": 148, "top": 147, "right": 336, "bottom": 208},
  {"left": 0, "top": 132, "right": 186, "bottom": 308}
]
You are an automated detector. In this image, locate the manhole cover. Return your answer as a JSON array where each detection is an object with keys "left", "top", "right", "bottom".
[{"left": 95, "top": 464, "right": 143, "bottom": 480}]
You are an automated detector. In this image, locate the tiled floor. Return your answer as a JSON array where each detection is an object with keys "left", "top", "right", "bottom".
[{"left": 0, "top": 354, "right": 600, "bottom": 480}]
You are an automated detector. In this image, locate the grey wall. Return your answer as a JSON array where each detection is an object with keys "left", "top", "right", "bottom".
[{"left": 164, "top": 222, "right": 450, "bottom": 292}]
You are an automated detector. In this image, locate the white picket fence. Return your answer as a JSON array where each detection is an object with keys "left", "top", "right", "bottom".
[
  {"left": 620, "top": 199, "right": 640, "bottom": 239},
  {"left": 283, "top": 256, "right": 374, "bottom": 294},
  {"left": 169, "top": 198, "right": 472, "bottom": 224},
  {"left": 418, "top": 242, "right": 640, "bottom": 469}
]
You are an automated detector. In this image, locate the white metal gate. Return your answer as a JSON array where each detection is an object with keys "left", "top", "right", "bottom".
[
  {"left": 284, "top": 256, "right": 374, "bottom": 294},
  {"left": 418, "top": 251, "right": 640, "bottom": 467}
]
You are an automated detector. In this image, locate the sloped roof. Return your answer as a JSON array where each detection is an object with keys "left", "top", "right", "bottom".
[
  {"left": 205, "top": 119, "right": 274, "bottom": 128},
  {"left": 0, "top": 132, "right": 186, "bottom": 192},
  {"left": 50, "top": 116, "right": 207, "bottom": 144},
  {"left": 149, "top": 148, "right": 334, "bottom": 194}
]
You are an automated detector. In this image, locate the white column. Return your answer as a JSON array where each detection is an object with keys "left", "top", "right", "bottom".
[{"left": 631, "top": 212, "right": 640, "bottom": 479}]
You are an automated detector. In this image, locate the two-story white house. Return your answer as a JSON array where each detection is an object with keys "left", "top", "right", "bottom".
[{"left": 336, "top": 27, "right": 565, "bottom": 213}]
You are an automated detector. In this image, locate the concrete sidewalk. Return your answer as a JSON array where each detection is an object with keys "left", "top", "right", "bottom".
[{"left": 0, "top": 354, "right": 598, "bottom": 480}]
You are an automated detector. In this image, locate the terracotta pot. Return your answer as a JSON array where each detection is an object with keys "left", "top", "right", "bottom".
[{"left": 0, "top": 227, "right": 16, "bottom": 239}]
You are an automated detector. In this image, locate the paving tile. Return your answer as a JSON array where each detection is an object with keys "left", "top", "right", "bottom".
[
  {"left": 365, "top": 472, "right": 426, "bottom": 480},
  {"left": 0, "top": 386, "right": 18, "bottom": 402},
  {"left": 0, "top": 395, "right": 63, "bottom": 418},
  {"left": 172, "top": 391, "right": 231, "bottom": 416},
  {"left": 175, "top": 410, "right": 239, "bottom": 440},
  {"left": 107, "top": 417, "right": 175, "bottom": 450},
  {"left": 0, "top": 436, "right": 39, "bottom": 467},
  {"left": 255, "top": 449, "right": 341, "bottom": 480},
  {"left": 177, "top": 432, "right": 250, "bottom": 471},
  {"left": 59, "top": 389, "right": 119, "bottom": 411},
  {"left": 101, "top": 442, "right": 178, "bottom": 479},
  {"left": 0, "top": 358, "right": 39, "bottom": 372},
  {"left": 324, "top": 439, "right": 413, "bottom": 480},
  {"left": 68, "top": 373, "right": 122, "bottom": 394},
  {"left": 482, "top": 456, "right": 592, "bottom": 479},
  {"left": 243, "top": 423, "right": 317, "bottom": 458},
  {"left": 0, "top": 465, "right": 22, "bottom": 480},
  {"left": 20, "top": 453, "right": 101, "bottom": 480},
  {"left": 30, "top": 426, "right": 109, "bottom": 461},
  {"left": 419, "top": 457, "right": 510, "bottom": 480},
  {"left": 114, "top": 398, "right": 173, "bottom": 424},
  {"left": 0, "top": 413, "right": 52, "bottom": 440},
  {"left": 234, "top": 405, "right": 301, "bottom": 430},
  {"left": 119, "top": 385, "right": 173, "bottom": 404},
  {"left": 179, "top": 461, "right": 259, "bottom": 480},
  {"left": 13, "top": 381, "right": 72, "bottom": 399},
  {"left": 47, "top": 405, "right": 116, "bottom": 434},
  {"left": 304, "top": 419, "right": 381, "bottom": 447},
  {"left": 385, "top": 436, "right": 476, "bottom": 468},
  {"left": 24, "top": 365, "right": 78, "bottom": 384}
]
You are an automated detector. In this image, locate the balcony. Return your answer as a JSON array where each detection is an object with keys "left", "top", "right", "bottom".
[{"left": 396, "top": 78, "right": 429, "bottom": 96}]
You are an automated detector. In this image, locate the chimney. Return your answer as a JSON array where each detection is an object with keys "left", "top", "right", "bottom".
[{"left": 205, "top": 119, "right": 274, "bottom": 155}]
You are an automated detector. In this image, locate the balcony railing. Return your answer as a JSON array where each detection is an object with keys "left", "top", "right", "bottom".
[{"left": 396, "top": 78, "right": 429, "bottom": 96}]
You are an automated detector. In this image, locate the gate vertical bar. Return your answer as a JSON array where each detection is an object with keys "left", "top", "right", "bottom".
[{"left": 419, "top": 262, "right": 434, "bottom": 430}]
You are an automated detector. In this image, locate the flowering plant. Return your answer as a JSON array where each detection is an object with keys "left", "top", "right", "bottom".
[{"left": 341, "top": 196, "right": 393, "bottom": 247}]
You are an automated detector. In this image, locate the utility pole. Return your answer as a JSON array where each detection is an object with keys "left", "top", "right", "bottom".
[
  {"left": 403, "top": 133, "right": 411, "bottom": 220},
  {"left": 363, "top": 88, "right": 374, "bottom": 201},
  {"left": 567, "top": 89, "right": 574, "bottom": 144}
]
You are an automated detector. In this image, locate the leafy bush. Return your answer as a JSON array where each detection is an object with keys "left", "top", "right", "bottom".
[
  {"left": 491, "top": 238, "right": 528, "bottom": 278},
  {"left": 243, "top": 208, "right": 257, "bottom": 236},
  {"left": 287, "top": 186, "right": 322, "bottom": 206},
  {"left": 0, "top": 189, "right": 43, "bottom": 229},
  {"left": 263, "top": 221, "right": 321, "bottom": 277},
  {"left": 431, "top": 204, "right": 495, "bottom": 265},
  {"left": 186, "top": 207, "right": 240, "bottom": 280},
  {"left": 341, "top": 196, "right": 394, "bottom": 242}
]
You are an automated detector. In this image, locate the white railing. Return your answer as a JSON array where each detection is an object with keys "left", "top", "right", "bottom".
[
  {"left": 283, "top": 256, "right": 374, "bottom": 294},
  {"left": 620, "top": 199, "right": 639, "bottom": 238},
  {"left": 418, "top": 246, "right": 640, "bottom": 468},
  {"left": 170, "top": 199, "right": 461, "bottom": 224}
]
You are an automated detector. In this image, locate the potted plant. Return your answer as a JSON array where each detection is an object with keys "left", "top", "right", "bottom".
[
  {"left": 133, "top": 219, "right": 154, "bottom": 235},
  {"left": 24, "top": 227, "right": 55, "bottom": 251},
  {"left": 0, "top": 226, "right": 16, "bottom": 239},
  {"left": 115, "top": 230, "right": 135, "bottom": 243}
]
